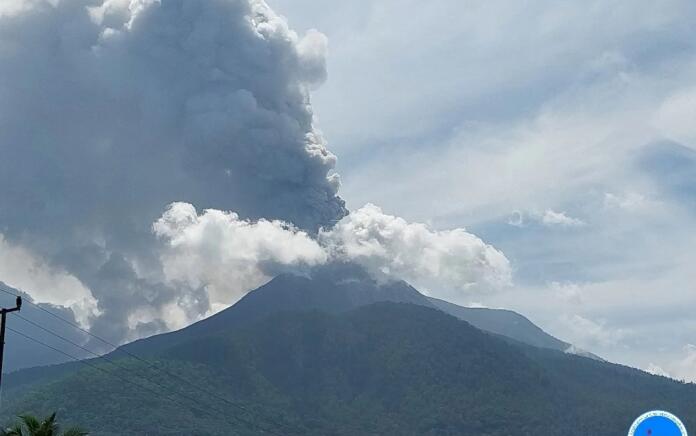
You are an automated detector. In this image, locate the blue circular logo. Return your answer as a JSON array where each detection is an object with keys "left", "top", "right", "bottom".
[{"left": 628, "top": 410, "right": 687, "bottom": 436}]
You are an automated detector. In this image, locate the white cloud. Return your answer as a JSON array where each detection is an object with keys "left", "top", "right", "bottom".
[
  {"left": 642, "top": 345, "right": 696, "bottom": 383},
  {"left": 564, "top": 344, "right": 598, "bottom": 359},
  {"left": 152, "top": 202, "right": 512, "bottom": 317},
  {"left": 321, "top": 204, "right": 512, "bottom": 295},
  {"left": 507, "top": 210, "right": 525, "bottom": 227},
  {"left": 603, "top": 192, "right": 651, "bottom": 212},
  {"left": 506, "top": 209, "right": 585, "bottom": 228},
  {"left": 559, "top": 314, "right": 629, "bottom": 349},
  {"left": 153, "top": 202, "right": 327, "bottom": 312},
  {"left": 654, "top": 86, "right": 696, "bottom": 149},
  {"left": 664, "top": 344, "right": 696, "bottom": 382},
  {"left": 0, "top": 0, "right": 26, "bottom": 17},
  {"left": 549, "top": 281, "right": 583, "bottom": 303},
  {"left": 645, "top": 363, "right": 671, "bottom": 378},
  {"left": 541, "top": 210, "right": 585, "bottom": 227},
  {"left": 0, "top": 234, "right": 98, "bottom": 326}
]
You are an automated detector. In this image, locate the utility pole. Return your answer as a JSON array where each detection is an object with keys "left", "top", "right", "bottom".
[{"left": 0, "top": 296, "right": 22, "bottom": 397}]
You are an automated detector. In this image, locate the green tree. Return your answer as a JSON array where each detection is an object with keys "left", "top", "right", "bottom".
[{"left": 1, "top": 413, "right": 87, "bottom": 436}]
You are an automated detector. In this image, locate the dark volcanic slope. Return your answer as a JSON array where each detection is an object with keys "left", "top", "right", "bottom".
[
  {"left": 427, "top": 296, "right": 570, "bottom": 350},
  {"left": 120, "top": 264, "right": 433, "bottom": 357},
  {"left": 121, "top": 264, "right": 576, "bottom": 358},
  {"left": 5, "top": 264, "right": 592, "bottom": 391},
  {"left": 3, "top": 303, "right": 695, "bottom": 436}
]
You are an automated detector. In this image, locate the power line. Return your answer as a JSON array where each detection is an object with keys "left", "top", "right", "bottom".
[
  {"left": 15, "top": 311, "right": 273, "bottom": 430},
  {"left": 14, "top": 311, "right": 278, "bottom": 434},
  {"left": 5, "top": 325, "right": 278, "bottom": 435},
  {"left": 0, "top": 285, "right": 291, "bottom": 432},
  {"left": 0, "top": 286, "right": 111, "bottom": 348},
  {"left": 0, "top": 285, "right": 291, "bottom": 435},
  {"left": 0, "top": 284, "right": 290, "bottom": 432},
  {"left": 16, "top": 313, "right": 112, "bottom": 362}
]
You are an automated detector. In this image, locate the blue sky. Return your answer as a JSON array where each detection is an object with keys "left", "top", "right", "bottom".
[{"left": 267, "top": 0, "right": 696, "bottom": 379}]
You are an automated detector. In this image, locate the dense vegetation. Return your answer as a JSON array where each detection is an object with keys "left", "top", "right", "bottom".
[
  {"left": 1, "top": 413, "right": 86, "bottom": 435},
  {"left": 2, "top": 303, "right": 695, "bottom": 435}
]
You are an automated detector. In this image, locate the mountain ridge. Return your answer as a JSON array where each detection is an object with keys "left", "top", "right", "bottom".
[
  {"left": 4, "top": 264, "right": 596, "bottom": 390},
  {"left": 120, "top": 264, "right": 586, "bottom": 359}
]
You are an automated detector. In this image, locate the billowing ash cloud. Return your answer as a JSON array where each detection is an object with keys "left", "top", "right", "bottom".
[
  {"left": 154, "top": 203, "right": 512, "bottom": 310},
  {"left": 0, "top": 0, "right": 510, "bottom": 346},
  {"left": 0, "top": 0, "right": 343, "bottom": 342}
]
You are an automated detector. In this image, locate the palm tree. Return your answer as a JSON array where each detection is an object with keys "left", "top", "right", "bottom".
[{"left": 1, "top": 413, "right": 87, "bottom": 436}]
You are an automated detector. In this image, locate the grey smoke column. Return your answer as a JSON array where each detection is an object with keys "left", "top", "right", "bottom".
[{"left": 0, "top": 0, "right": 345, "bottom": 343}]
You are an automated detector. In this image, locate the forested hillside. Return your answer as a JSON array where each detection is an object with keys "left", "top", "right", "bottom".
[{"left": 3, "top": 303, "right": 694, "bottom": 435}]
